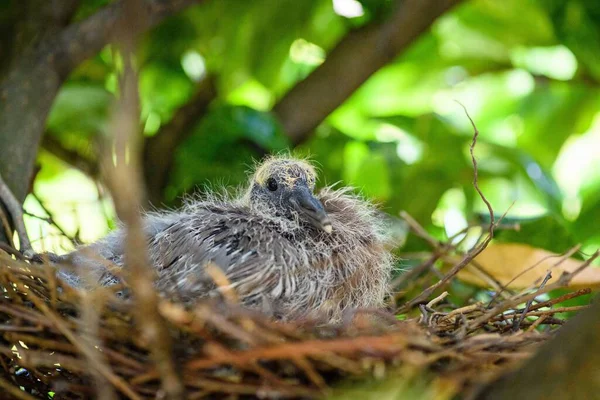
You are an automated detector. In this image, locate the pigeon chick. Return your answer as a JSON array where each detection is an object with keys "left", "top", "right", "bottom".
[{"left": 60, "top": 156, "right": 394, "bottom": 322}]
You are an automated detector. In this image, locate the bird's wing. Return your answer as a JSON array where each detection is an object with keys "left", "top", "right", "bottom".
[{"left": 148, "top": 208, "right": 301, "bottom": 302}]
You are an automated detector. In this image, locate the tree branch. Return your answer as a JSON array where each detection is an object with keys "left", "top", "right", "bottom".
[
  {"left": 0, "top": 0, "right": 80, "bottom": 79},
  {"left": 0, "top": 173, "right": 32, "bottom": 255},
  {"left": 273, "top": 0, "right": 463, "bottom": 145},
  {"left": 53, "top": 0, "right": 201, "bottom": 78},
  {"left": 143, "top": 76, "right": 217, "bottom": 207},
  {"left": 0, "top": 0, "right": 201, "bottom": 208}
]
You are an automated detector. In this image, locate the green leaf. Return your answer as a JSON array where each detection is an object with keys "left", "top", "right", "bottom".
[
  {"left": 494, "top": 214, "right": 578, "bottom": 254},
  {"left": 201, "top": 105, "right": 290, "bottom": 150},
  {"left": 188, "top": 0, "right": 344, "bottom": 98},
  {"left": 142, "top": 14, "right": 198, "bottom": 65},
  {"left": 456, "top": 0, "right": 554, "bottom": 49},
  {"left": 517, "top": 84, "right": 599, "bottom": 169},
  {"left": 342, "top": 141, "right": 391, "bottom": 201},
  {"left": 139, "top": 63, "right": 195, "bottom": 124},
  {"left": 487, "top": 144, "right": 564, "bottom": 215},
  {"left": 168, "top": 105, "right": 290, "bottom": 203},
  {"left": 46, "top": 83, "right": 112, "bottom": 135},
  {"left": 542, "top": 0, "right": 600, "bottom": 81},
  {"left": 574, "top": 195, "right": 600, "bottom": 242}
]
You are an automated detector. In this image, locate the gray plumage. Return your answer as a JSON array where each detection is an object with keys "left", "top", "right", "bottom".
[{"left": 59, "top": 156, "right": 394, "bottom": 321}]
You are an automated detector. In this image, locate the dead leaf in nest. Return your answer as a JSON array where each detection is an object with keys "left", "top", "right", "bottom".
[{"left": 454, "top": 243, "right": 600, "bottom": 290}]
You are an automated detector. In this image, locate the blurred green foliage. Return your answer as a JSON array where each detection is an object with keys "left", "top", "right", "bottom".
[{"left": 36, "top": 0, "right": 600, "bottom": 257}]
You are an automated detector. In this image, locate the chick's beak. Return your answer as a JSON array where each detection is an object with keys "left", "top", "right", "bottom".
[{"left": 290, "top": 187, "right": 332, "bottom": 233}]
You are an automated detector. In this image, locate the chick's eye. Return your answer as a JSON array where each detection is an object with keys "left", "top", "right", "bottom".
[{"left": 266, "top": 177, "right": 278, "bottom": 192}]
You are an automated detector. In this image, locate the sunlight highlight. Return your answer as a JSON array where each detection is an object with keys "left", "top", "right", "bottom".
[
  {"left": 374, "top": 123, "right": 424, "bottom": 165},
  {"left": 290, "top": 39, "right": 325, "bottom": 66},
  {"left": 181, "top": 50, "right": 207, "bottom": 82},
  {"left": 144, "top": 111, "right": 161, "bottom": 135},
  {"left": 332, "top": 0, "right": 364, "bottom": 18},
  {"left": 511, "top": 45, "right": 578, "bottom": 81},
  {"left": 506, "top": 69, "right": 535, "bottom": 97},
  {"left": 227, "top": 79, "right": 273, "bottom": 111},
  {"left": 553, "top": 111, "right": 600, "bottom": 199}
]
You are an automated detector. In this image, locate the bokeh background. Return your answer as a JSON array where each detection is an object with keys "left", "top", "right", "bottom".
[{"left": 11, "top": 0, "right": 600, "bottom": 263}]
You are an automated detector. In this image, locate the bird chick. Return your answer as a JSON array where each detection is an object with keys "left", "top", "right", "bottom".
[{"left": 60, "top": 156, "right": 394, "bottom": 322}]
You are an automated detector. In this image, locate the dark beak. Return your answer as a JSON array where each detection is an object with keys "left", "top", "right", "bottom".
[{"left": 290, "top": 187, "right": 332, "bottom": 233}]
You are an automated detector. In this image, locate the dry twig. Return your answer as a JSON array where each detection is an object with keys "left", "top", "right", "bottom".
[
  {"left": 398, "top": 104, "right": 495, "bottom": 312},
  {"left": 0, "top": 172, "right": 32, "bottom": 255}
]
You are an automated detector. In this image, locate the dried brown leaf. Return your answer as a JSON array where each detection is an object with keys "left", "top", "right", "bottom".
[{"left": 456, "top": 243, "right": 600, "bottom": 289}]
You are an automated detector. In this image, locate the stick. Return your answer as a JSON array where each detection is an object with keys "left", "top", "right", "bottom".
[
  {"left": 512, "top": 271, "right": 552, "bottom": 331},
  {"left": 0, "top": 172, "right": 32, "bottom": 255},
  {"left": 100, "top": 1, "right": 184, "bottom": 397},
  {"left": 398, "top": 104, "right": 495, "bottom": 312}
]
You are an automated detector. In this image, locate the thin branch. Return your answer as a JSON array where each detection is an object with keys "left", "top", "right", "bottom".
[
  {"left": 43, "top": 77, "right": 215, "bottom": 207},
  {"left": 0, "top": 205, "right": 15, "bottom": 248},
  {"left": 0, "top": 172, "right": 32, "bottom": 255},
  {"left": 459, "top": 101, "right": 495, "bottom": 232},
  {"left": 391, "top": 252, "right": 440, "bottom": 292},
  {"left": 398, "top": 105, "right": 494, "bottom": 312},
  {"left": 28, "top": 192, "right": 77, "bottom": 245},
  {"left": 487, "top": 244, "right": 582, "bottom": 307},
  {"left": 0, "top": 242, "right": 28, "bottom": 261},
  {"left": 80, "top": 290, "right": 117, "bottom": 400},
  {"left": 53, "top": 0, "right": 203, "bottom": 78},
  {"left": 399, "top": 210, "right": 441, "bottom": 248},
  {"left": 512, "top": 271, "right": 552, "bottom": 332},
  {"left": 527, "top": 288, "right": 592, "bottom": 312},
  {"left": 468, "top": 250, "right": 600, "bottom": 330},
  {"left": 16, "top": 281, "right": 139, "bottom": 400}
]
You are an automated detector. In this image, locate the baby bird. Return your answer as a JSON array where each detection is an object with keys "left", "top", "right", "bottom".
[{"left": 60, "top": 156, "right": 393, "bottom": 321}]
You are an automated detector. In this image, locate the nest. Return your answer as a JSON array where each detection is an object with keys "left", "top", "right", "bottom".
[{"left": 0, "top": 247, "right": 591, "bottom": 400}]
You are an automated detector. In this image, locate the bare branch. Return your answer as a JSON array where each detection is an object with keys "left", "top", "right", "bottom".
[
  {"left": 53, "top": 0, "right": 202, "bottom": 78},
  {"left": 397, "top": 106, "right": 494, "bottom": 312},
  {"left": 511, "top": 271, "right": 552, "bottom": 331},
  {"left": 468, "top": 250, "right": 600, "bottom": 330},
  {"left": 0, "top": 172, "right": 32, "bottom": 255},
  {"left": 0, "top": 0, "right": 80, "bottom": 78},
  {"left": 79, "top": 290, "right": 118, "bottom": 400},
  {"left": 21, "top": 284, "right": 140, "bottom": 400}
]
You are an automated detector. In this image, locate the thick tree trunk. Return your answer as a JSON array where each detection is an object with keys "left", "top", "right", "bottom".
[
  {"left": 0, "top": 0, "right": 199, "bottom": 245},
  {"left": 0, "top": 56, "right": 64, "bottom": 203},
  {"left": 0, "top": 0, "right": 80, "bottom": 244},
  {"left": 0, "top": 0, "right": 199, "bottom": 202}
]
